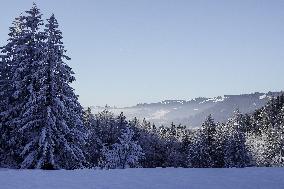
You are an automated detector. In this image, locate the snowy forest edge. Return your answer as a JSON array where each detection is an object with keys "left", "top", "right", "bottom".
[{"left": 0, "top": 4, "right": 284, "bottom": 170}]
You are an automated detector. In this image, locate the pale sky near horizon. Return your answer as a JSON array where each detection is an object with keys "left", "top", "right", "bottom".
[{"left": 0, "top": 0, "right": 284, "bottom": 107}]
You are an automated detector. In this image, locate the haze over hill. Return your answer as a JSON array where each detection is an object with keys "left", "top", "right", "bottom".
[{"left": 91, "top": 91, "right": 283, "bottom": 128}]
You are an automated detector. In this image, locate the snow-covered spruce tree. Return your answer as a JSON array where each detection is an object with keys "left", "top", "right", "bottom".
[
  {"left": 212, "top": 122, "right": 226, "bottom": 168},
  {"left": 20, "top": 14, "right": 86, "bottom": 169},
  {"left": 136, "top": 119, "right": 170, "bottom": 168},
  {"left": 187, "top": 129, "right": 206, "bottom": 168},
  {"left": 101, "top": 127, "right": 144, "bottom": 169},
  {"left": 83, "top": 107, "right": 95, "bottom": 128},
  {"left": 1, "top": 5, "right": 86, "bottom": 169},
  {"left": 0, "top": 42, "right": 10, "bottom": 166},
  {"left": 128, "top": 119, "right": 168, "bottom": 168},
  {"left": 276, "top": 105, "right": 284, "bottom": 166},
  {"left": 1, "top": 15, "right": 39, "bottom": 168},
  {"left": 262, "top": 127, "right": 281, "bottom": 166},
  {"left": 116, "top": 112, "right": 128, "bottom": 131},
  {"left": 244, "top": 95, "right": 284, "bottom": 167},
  {"left": 245, "top": 132, "right": 266, "bottom": 166},
  {"left": 0, "top": 55, "right": 11, "bottom": 166},
  {"left": 0, "top": 5, "right": 46, "bottom": 168},
  {"left": 261, "top": 96, "right": 284, "bottom": 166},
  {"left": 180, "top": 130, "right": 193, "bottom": 168},
  {"left": 260, "top": 96, "right": 284, "bottom": 132},
  {"left": 83, "top": 107, "right": 102, "bottom": 168},
  {"left": 85, "top": 110, "right": 130, "bottom": 168},
  {"left": 0, "top": 31, "right": 12, "bottom": 166},
  {"left": 159, "top": 123, "right": 184, "bottom": 167},
  {"left": 95, "top": 108, "right": 119, "bottom": 146},
  {"left": 224, "top": 110, "right": 250, "bottom": 168},
  {"left": 188, "top": 115, "right": 218, "bottom": 168},
  {"left": 138, "top": 129, "right": 166, "bottom": 168},
  {"left": 262, "top": 123, "right": 284, "bottom": 166}
]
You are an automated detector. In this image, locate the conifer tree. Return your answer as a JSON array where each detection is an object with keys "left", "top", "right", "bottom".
[
  {"left": 213, "top": 122, "right": 226, "bottom": 167},
  {"left": 1, "top": 16, "right": 24, "bottom": 167},
  {"left": 83, "top": 107, "right": 95, "bottom": 128},
  {"left": 116, "top": 112, "right": 128, "bottom": 130},
  {"left": 83, "top": 107, "right": 100, "bottom": 167},
  {"left": 95, "top": 108, "right": 118, "bottom": 146},
  {"left": 20, "top": 14, "right": 86, "bottom": 169},
  {"left": 0, "top": 5, "right": 46, "bottom": 168},
  {"left": 257, "top": 96, "right": 284, "bottom": 166},
  {"left": 262, "top": 123, "right": 284, "bottom": 166},
  {"left": 101, "top": 127, "right": 144, "bottom": 169},
  {"left": 224, "top": 110, "right": 250, "bottom": 168},
  {"left": 1, "top": 5, "right": 86, "bottom": 169},
  {"left": 188, "top": 115, "right": 217, "bottom": 168}
]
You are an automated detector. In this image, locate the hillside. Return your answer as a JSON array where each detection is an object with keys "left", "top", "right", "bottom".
[{"left": 91, "top": 91, "right": 283, "bottom": 127}]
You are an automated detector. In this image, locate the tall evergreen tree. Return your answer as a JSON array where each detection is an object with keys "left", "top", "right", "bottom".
[
  {"left": 1, "top": 5, "right": 86, "bottom": 169},
  {"left": 0, "top": 5, "right": 46, "bottom": 168},
  {"left": 1, "top": 15, "right": 29, "bottom": 167},
  {"left": 23, "top": 14, "right": 86, "bottom": 169}
]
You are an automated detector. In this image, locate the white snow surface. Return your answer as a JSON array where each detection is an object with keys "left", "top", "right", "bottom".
[
  {"left": 199, "top": 96, "right": 226, "bottom": 104},
  {"left": 0, "top": 168, "right": 283, "bottom": 189},
  {"left": 259, "top": 94, "right": 267, "bottom": 100}
]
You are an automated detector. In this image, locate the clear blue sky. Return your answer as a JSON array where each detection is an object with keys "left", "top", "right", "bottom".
[{"left": 1, "top": 0, "right": 284, "bottom": 107}]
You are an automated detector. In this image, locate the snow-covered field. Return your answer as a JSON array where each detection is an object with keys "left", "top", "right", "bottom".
[{"left": 0, "top": 168, "right": 283, "bottom": 189}]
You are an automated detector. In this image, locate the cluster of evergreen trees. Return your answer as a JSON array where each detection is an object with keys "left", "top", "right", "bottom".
[
  {"left": 81, "top": 94, "right": 284, "bottom": 169},
  {"left": 1, "top": 5, "right": 284, "bottom": 170},
  {"left": 0, "top": 4, "right": 85, "bottom": 169}
]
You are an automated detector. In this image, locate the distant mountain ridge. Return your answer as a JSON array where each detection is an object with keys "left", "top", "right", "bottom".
[{"left": 91, "top": 91, "right": 283, "bottom": 128}]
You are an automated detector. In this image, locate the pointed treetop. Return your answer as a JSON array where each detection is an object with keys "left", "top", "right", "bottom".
[
  {"left": 46, "top": 13, "right": 60, "bottom": 31},
  {"left": 22, "top": 3, "right": 43, "bottom": 31},
  {"left": 26, "top": 2, "right": 41, "bottom": 15},
  {"left": 204, "top": 114, "right": 215, "bottom": 125}
]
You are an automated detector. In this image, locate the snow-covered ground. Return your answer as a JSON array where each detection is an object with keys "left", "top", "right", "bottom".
[{"left": 0, "top": 168, "right": 283, "bottom": 189}]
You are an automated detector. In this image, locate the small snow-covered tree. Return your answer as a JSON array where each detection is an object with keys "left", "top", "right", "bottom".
[
  {"left": 252, "top": 96, "right": 284, "bottom": 167},
  {"left": 159, "top": 123, "right": 185, "bottom": 167},
  {"left": 116, "top": 112, "right": 128, "bottom": 131},
  {"left": 83, "top": 107, "right": 101, "bottom": 168},
  {"left": 138, "top": 129, "right": 166, "bottom": 168},
  {"left": 101, "top": 127, "right": 144, "bottom": 169},
  {"left": 83, "top": 107, "right": 95, "bottom": 128},
  {"left": 224, "top": 110, "right": 250, "bottom": 168},
  {"left": 95, "top": 108, "right": 118, "bottom": 146},
  {"left": 246, "top": 132, "right": 266, "bottom": 166},
  {"left": 262, "top": 98, "right": 284, "bottom": 167},
  {"left": 212, "top": 122, "right": 226, "bottom": 168},
  {"left": 263, "top": 126, "right": 284, "bottom": 167},
  {"left": 188, "top": 115, "right": 217, "bottom": 168}
]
